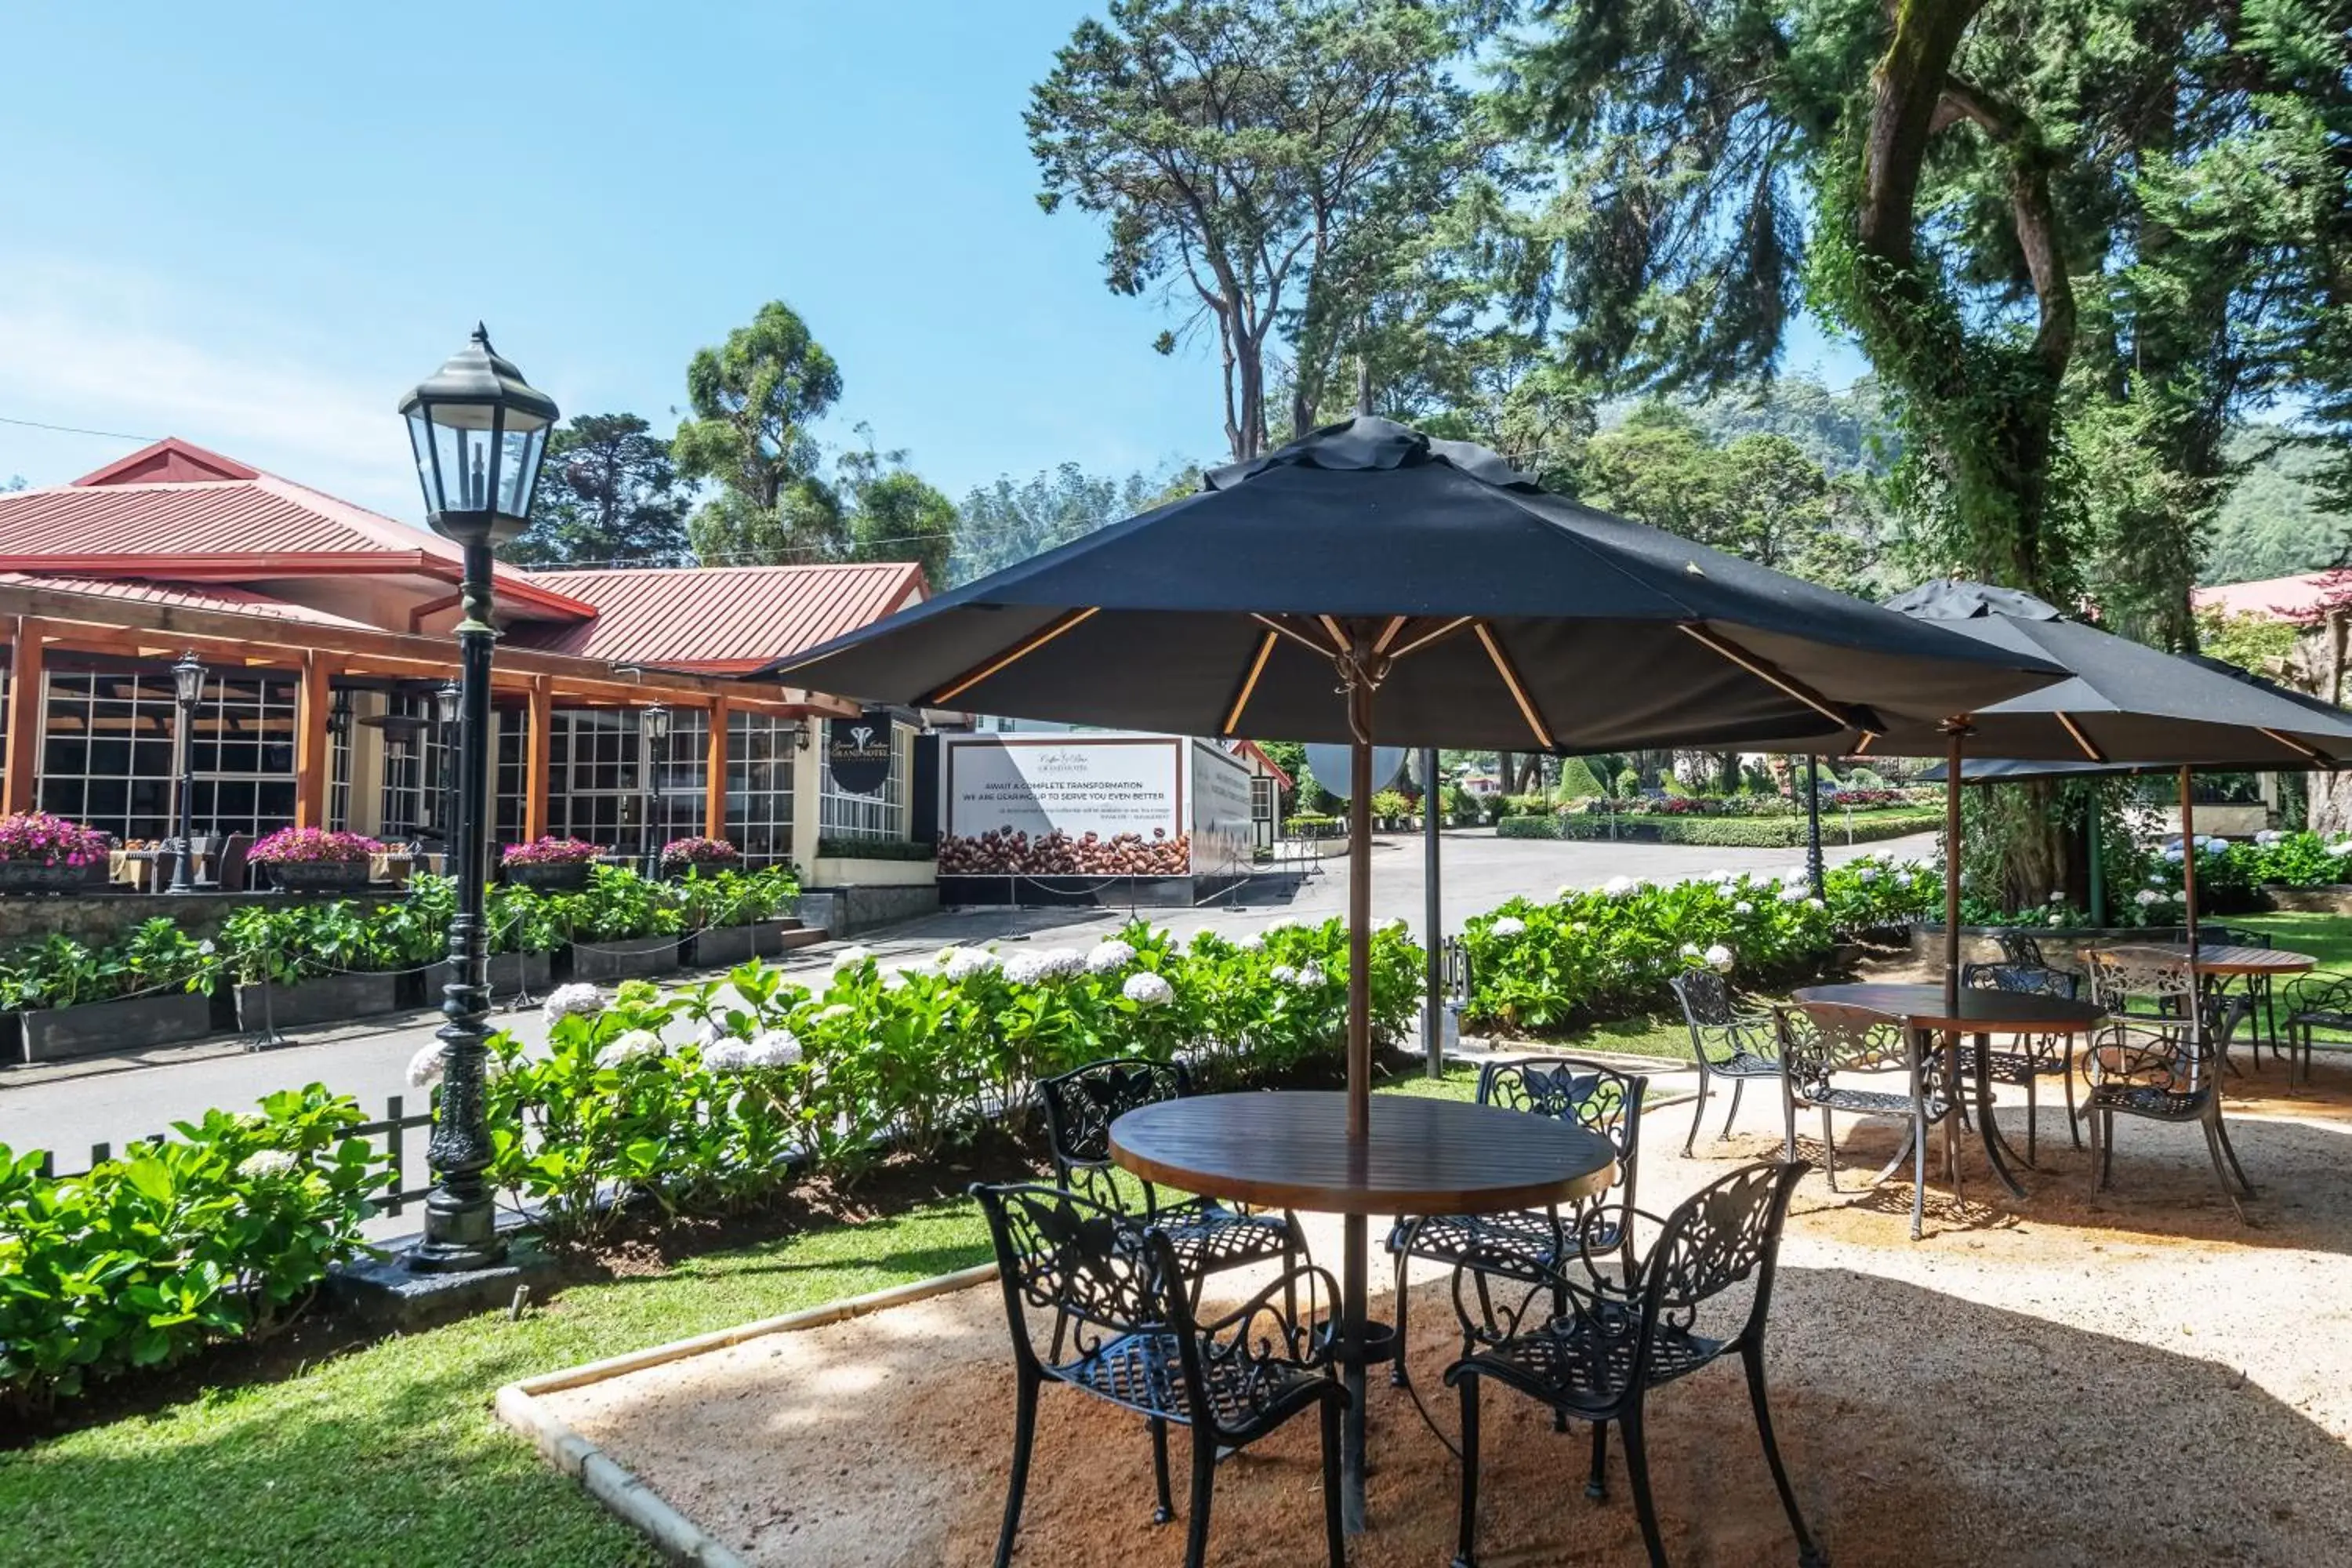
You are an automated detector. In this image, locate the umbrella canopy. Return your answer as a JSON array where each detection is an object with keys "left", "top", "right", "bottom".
[
  {"left": 1774, "top": 581, "right": 2352, "bottom": 765},
  {"left": 759, "top": 419, "right": 2064, "bottom": 750}
]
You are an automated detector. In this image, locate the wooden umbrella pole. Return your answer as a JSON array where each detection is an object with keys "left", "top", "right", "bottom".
[
  {"left": 2180, "top": 764, "right": 2200, "bottom": 953},
  {"left": 1347, "top": 684, "right": 1374, "bottom": 1141},
  {"left": 1944, "top": 726, "right": 1965, "bottom": 1017}
]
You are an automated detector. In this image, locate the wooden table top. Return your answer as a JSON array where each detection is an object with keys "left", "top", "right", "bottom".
[
  {"left": 1109, "top": 1091, "right": 1620, "bottom": 1217},
  {"left": 1792, "top": 982, "right": 2108, "bottom": 1036},
  {"left": 2079, "top": 942, "right": 2317, "bottom": 978}
]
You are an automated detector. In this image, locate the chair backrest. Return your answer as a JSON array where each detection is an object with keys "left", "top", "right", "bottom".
[
  {"left": 208, "top": 833, "right": 254, "bottom": 891},
  {"left": 1036, "top": 1057, "right": 1189, "bottom": 1208},
  {"left": 2084, "top": 946, "right": 2194, "bottom": 1012},
  {"left": 1963, "top": 960, "right": 2080, "bottom": 1000},
  {"left": 1994, "top": 931, "right": 2049, "bottom": 967},
  {"left": 971, "top": 1181, "right": 1170, "bottom": 1377},
  {"left": 1636, "top": 1160, "right": 1809, "bottom": 1346},
  {"left": 1777, "top": 1002, "right": 1916, "bottom": 1102},
  {"left": 1669, "top": 967, "right": 1736, "bottom": 1027},
  {"left": 1477, "top": 1057, "right": 1646, "bottom": 1196}
]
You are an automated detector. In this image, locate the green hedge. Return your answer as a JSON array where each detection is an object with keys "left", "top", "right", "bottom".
[
  {"left": 1549, "top": 808, "right": 1941, "bottom": 848},
  {"left": 815, "top": 836, "right": 936, "bottom": 861}
]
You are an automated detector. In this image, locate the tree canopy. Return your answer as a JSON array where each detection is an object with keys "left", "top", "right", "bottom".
[{"left": 510, "top": 414, "right": 689, "bottom": 568}]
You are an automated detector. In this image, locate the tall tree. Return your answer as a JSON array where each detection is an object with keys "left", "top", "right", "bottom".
[
  {"left": 673, "top": 301, "right": 841, "bottom": 514},
  {"left": 509, "top": 413, "right": 689, "bottom": 567},
  {"left": 1028, "top": 0, "right": 1504, "bottom": 462},
  {"left": 951, "top": 462, "right": 1192, "bottom": 584},
  {"left": 838, "top": 438, "right": 960, "bottom": 586}
]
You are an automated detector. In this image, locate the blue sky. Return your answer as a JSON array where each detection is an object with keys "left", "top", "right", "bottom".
[{"left": 0, "top": 2, "right": 1864, "bottom": 525}]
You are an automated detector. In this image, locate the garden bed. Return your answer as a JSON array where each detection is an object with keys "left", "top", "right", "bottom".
[
  {"left": 16, "top": 990, "right": 212, "bottom": 1063},
  {"left": 234, "top": 971, "right": 404, "bottom": 1032},
  {"left": 419, "top": 951, "right": 555, "bottom": 1004},
  {"left": 568, "top": 935, "right": 684, "bottom": 982}
]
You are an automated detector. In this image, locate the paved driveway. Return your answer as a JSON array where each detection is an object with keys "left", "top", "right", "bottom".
[{"left": 0, "top": 829, "right": 1931, "bottom": 1201}]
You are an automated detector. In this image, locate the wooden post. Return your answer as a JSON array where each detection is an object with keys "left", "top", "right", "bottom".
[
  {"left": 293, "top": 655, "right": 332, "bottom": 828},
  {"left": 524, "top": 677, "right": 552, "bottom": 843},
  {"left": 704, "top": 695, "right": 729, "bottom": 840},
  {"left": 2, "top": 619, "right": 43, "bottom": 815}
]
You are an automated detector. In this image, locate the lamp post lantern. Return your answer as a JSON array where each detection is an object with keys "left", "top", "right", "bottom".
[
  {"left": 399, "top": 325, "right": 557, "bottom": 1274},
  {"left": 167, "top": 651, "right": 205, "bottom": 895},
  {"left": 434, "top": 679, "right": 461, "bottom": 858},
  {"left": 641, "top": 702, "right": 671, "bottom": 876}
]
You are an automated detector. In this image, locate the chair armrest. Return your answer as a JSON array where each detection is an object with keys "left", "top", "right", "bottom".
[{"left": 1195, "top": 1261, "right": 1345, "bottom": 1369}]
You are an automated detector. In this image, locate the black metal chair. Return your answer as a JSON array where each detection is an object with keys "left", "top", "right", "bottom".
[
  {"left": 2198, "top": 924, "right": 2281, "bottom": 1071},
  {"left": 2082, "top": 946, "right": 2254, "bottom": 1223},
  {"left": 1959, "top": 960, "right": 2083, "bottom": 1161},
  {"left": 2282, "top": 971, "right": 2352, "bottom": 1091},
  {"left": 1668, "top": 968, "right": 1781, "bottom": 1156},
  {"left": 1442, "top": 1160, "right": 1822, "bottom": 1568},
  {"left": 1778, "top": 1001, "right": 1952, "bottom": 1240},
  {"left": 194, "top": 831, "right": 253, "bottom": 893},
  {"left": 1994, "top": 930, "right": 2050, "bottom": 967},
  {"left": 971, "top": 1181, "right": 1348, "bottom": 1568},
  {"left": 1037, "top": 1058, "right": 1298, "bottom": 1323},
  {"left": 1385, "top": 1058, "right": 1646, "bottom": 1394}
]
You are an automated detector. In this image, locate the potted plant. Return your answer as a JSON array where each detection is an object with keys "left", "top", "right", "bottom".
[
  {"left": 659, "top": 835, "right": 741, "bottom": 880},
  {"left": 0, "top": 811, "right": 111, "bottom": 892},
  {"left": 501, "top": 835, "right": 602, "bottom": 891},
  {"left": 249, "top": 827, "right": 380, "bottom": 893},
  {"left": 221, "top": 901, "right": 403, "bottom": 1030},
  {"left": 683, "top": 864, "right": 804, "bottom": 967},
  {"left": 0, "top": 920, "right": 218, "bottom": 1062},
  {"left": 560, "top": 864, "right": 688, "bottom": 980},
  {"left": 416, "top": 880, "right": 564, "bottom": 1002}
]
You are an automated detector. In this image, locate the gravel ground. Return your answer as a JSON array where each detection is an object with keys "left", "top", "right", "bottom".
[{"left": 538, "top": 1053, "right": 2352, "bottom": 1567}]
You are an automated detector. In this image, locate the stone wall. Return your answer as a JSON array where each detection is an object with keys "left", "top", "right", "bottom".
[{"left": 0, "top": 891, "right": 407, "bottom": 949}]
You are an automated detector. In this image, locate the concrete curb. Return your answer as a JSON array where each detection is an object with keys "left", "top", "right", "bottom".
[{"left": 494, "top": 1262, "right": 999, "bottom": 1566}]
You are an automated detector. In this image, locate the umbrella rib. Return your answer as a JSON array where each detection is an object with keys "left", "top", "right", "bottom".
[
  {"left": 1250, "top": 613, "right": 1343, "bottom": 659},
  {"left": 1678, "top": 623, "right": 1856, "bottom": 729},
  {"left": 2259, "top": 727, "right": 2328, "bottom": 765},
  {"left": 1388, "top": 615, "right": 1474, "bottom": 661},
  {"left": 925, "top": 607, "right": 1100, "bottom": 705},
  {"left": 2055, "top": 711, "right": 2107, "bottom": 763},
  {"left": 1373, "top": 615, "right": 1410, "bottom": 654},
  {"left": 1223, "top": 629, "right": 1279, "bottom": 736},
  {"left": 1475, "top": 622, "right": 1554, "bottom": 750}
]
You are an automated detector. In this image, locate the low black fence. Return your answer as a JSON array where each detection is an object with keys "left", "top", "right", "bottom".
[{"left": 31, "top": 1093, "right": 437, "bottom": 1218}]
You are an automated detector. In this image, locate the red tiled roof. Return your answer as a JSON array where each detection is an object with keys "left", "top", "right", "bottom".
[
  {"left": 515, "top": 563, "right": 928, "bottom": 670},
  {"left": 0, "top": 572, "right": 377, "bottom": 630},
  {"left": 0, "top": 440, "right": 596, "bottom": 621},
  {"left": 2193, "top": 571, "right": 2352, "bottom": 622}
]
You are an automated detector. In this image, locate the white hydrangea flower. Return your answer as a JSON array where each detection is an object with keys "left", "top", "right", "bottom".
[
  {"left": 1734, "top": 900, "right": 1754, "bottom": 915},
  {"left": 1294, "top": 961, "right": 1328, "bottom": 989},
  {"left": 832, "top": 945, "right": 875, "bottom": 970},
  {"left": 1084, "top": 939, "right": 1137, "bottom": 975},
  {"left": 1123, "top": 971, "right": 1174, "bottom": 1007},
  {"left": 2330, "top": 842, "right": 2352, "bottom": 858},
  {"left": 1003, "top": 951, "right": 1050, "bottom": 985},
  {"left": 1704, "top": 943, "right": 1735, "bottom": 972},
  {"left": 2047, "top": 912, "right": 2065, "bottom": 926},
  {"left": 816, "top": 1002, "right": 855, "bottom": 1023},
  {"left": 542, "top": 982, "right": 604, "bottom": 1025},
  {"left": 702, "top": 1037, "right": 755, "bottom": 1071},
  {"left": 2148, "top": 872, "right": 2166, "bottom": 887},
  {"left": 2161, "top": 844, "right": 2187, "bottom": 862},
  {"left": 1490, "top": 916, "right": 1526, "bottom": 938},
  {"left": 1602, "top": 876, "right": 1636, "bottom": 897},
  {"left": 1265, "top": 915, "right": 1303, "bottom": 931},
  {"left": 1806, "top": 897, "right": 1826, "bottom": 911},
  {"left": 1894, "top": 872, "right": 1913, "bottom": 888},
  {"left": 1269, "top": 964, "right": 1300, "bottom": 984},
  {"left": 1237, "top": 932, "right": 1265, "bottom": 952},
  {"left": 236, "top": 1149, "right": 298, "bottom": 1180},
  {"left": 406, "top": 1040, "right": 447, "bottom": 1088},
  {"left": 2048, "top": 890, "right": 2065, "bottom": 903},
  {"left": 597, "top": 1029, "right": 666, "bottom": 1068},
  {"left": 2135, "top": 888, "right": 2163, "bottom": 907},
  {"left": 1679, "top": 942, "right": 1702, "bottom": 960},
  {"left": 1856, "top": 866, "right": 1879, "bottom": 884},
  {"left": 746, "top": 1028, "right": 803, "bottom": 1067},
  {"left": 942, "top": 947, "right": 1001, "bottom": 982},
  {"left": 1777, "top": 886, "right": 1808, "bottom": 904}
]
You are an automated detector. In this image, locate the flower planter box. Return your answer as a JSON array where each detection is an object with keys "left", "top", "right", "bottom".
[
  {"left": 234, "top": 971, "right": 403, "bottom": 1032},
  {"left": 16, "top": 990, "right": 214, "bottom": 1063},
  {"left": 418, "top": 950, "right": 556, "bottom": 1005},
  {"left": 569, "top": 934, "right": 684, "bottom": 982},
  {"left": 0, "top": 858, "right": 92, "bottom": 892},
  {"left": 264, "top": 862, "right": 372, "bottom": 894},
  {"left": 503, "top": 861, "right": 593, "bottom": 892},
  {"left": 686, "top": 920, "right": 801, "bottom": 969}
]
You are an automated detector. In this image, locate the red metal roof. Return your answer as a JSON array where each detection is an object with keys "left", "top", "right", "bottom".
[
  {"left": 0, "top": 441, "right": 596, "bottom": 622},
  {"left": 0, "top": 572, "right": 377, "bottom": 630},
  {"left": 2193, "top": 571, "right": 2352, "bottom": 622},
  {"left": 516, "top": 563, "right": 928, "bottom": 670}
]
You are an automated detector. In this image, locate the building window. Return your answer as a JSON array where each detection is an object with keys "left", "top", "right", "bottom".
[
  {"left": 494, "top": 707, "right": 527, "bottom": 848},
  {"left": 376, "top": 691, "right": 453, "bottom": 843},
  {"left": 818, "top": 720, "right": 908, "bottom": 842},
  {"left": 546, "top": 708, "right": 648, "bottom": 855},
  {"left": 39, "top": 667, "right": 296, "bottom": 844},
  {"left": 729, "top": 710, "right": 798, "bottom": 866},
  {"left": 329, "top": 717, "right": 352, "bottom": 833}
]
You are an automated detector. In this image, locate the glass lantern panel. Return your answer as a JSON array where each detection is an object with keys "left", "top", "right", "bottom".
[
  {"left": 427, "top": 419, "right": 498, "bottom": 512},
  {"left": 406, "top": 411, "right": 444, "bottom": 513},
  {"left": 494, "top": 423, "right": 546, "bottom": 518}
]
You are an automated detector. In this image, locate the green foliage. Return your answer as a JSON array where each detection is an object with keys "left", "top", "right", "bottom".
[
  {"left": 1554, "top": 809, "right": 1940, "bottom": 848},
  {"left": 815, "top": 836, "right": 935, "bottom": 861},
  {"left": 510, "top": 413, "right": 689, "bottom": 568},
  {"left": 952, "top": 462, "right": 1194, "bottom": 586},
  {"left": 673, "top": 866, "right": 800, "bottom": 931},
  {"left": 673, "top": 300, "right": 841, "bottom": 516},
  {"left": 1555, "top": 755, "right": 1603, "bottom": 799},
  {"left": 0, "top": 920, "right": 212, "bottom": 1012},
  {"left": 1370, "top": 789, "right": 1412, "bottom": 819},
  {"left": 220, "top": 902, "right": 397, "bottom": 985},
  {"left": 1613, "top": 766, "right": 1640, "bottom": 798},
  {"left": 2196, "top": 607, "right": 2303, "bottom": 678},
  {"left": 0, "top": 1085, "right": 385, "bottom": 1414},
  {"left": 2205, "top": 430, "right": 2347, "bottom": 583},
  {"left": 550, "top": 865, "right": 688, "bottom": 942}
]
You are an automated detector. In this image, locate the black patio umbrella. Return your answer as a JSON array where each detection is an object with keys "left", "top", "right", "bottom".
[{"left": 757, "top": 416, "right": 2065, "bottom": 1520}]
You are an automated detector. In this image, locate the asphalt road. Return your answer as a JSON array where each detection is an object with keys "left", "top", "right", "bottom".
[{"left": 0, "top": 828, "right": 1932, "bottom": 1214}]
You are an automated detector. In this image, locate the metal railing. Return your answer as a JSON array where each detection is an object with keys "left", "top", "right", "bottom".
[{"left": 30, "top": 1093, "right": 437, "bottom": 1217}]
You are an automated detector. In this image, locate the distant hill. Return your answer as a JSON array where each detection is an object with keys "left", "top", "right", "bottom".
[{"left": 2204, "top": 430, "right": 2346, "bottom": 585}]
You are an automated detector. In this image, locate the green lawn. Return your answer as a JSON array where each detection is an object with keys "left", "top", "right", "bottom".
[{"left": 2236, "top": 910, "right": 2352, "bottom": 975}]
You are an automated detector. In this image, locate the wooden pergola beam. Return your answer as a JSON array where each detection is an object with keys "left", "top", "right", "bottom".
[
  {"left": 2, "top": 618, "right": 45, "bottom": 815},
  {"left": 293, "top": 654, "right": 334, "bottom": 827}
]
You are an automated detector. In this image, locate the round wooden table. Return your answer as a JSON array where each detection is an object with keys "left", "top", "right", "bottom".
[
  {"left": 1793, "top": 982, "right": 2107, "bottom": 1200},
  {"left": 1111, "top": 1091, "right": 1618, "bottom": 1534}
]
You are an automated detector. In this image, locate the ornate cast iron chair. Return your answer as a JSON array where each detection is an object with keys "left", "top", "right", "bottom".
[
  {"left": 2283, "top": 971, "right": 2352, "bottom": 1091},
  {"left": 971, "top": 1181, "right": 1348, "bottom": 1568},
  {"left": 1441, "top": 1160, "right": 1821, "bottom": 1568},
  {"left": 1037, "top": 1058, "right": 1297, "bottom": 1324},
  {"left": 1994, "top": 931, "right": 2050, "bottom": 968},
  {"left": 2081, "top": 947, "right": 2253, "bottom": 1222},
  {"left": 1959, "top": 960, "right": 2084, "bottom": 1161},
  {"left": 1385, "top": 1058, "right": 1646, "bottom": 1394},
  {"left": 2196, "top": 924, "right": 2280, "bottom": 1071},
  {"left": 1777, "top": 1001, "right": 1951, "bottom": 1240},
  {"left": 1668, "top": 968, "right": 1782, "bottom": 1156}
]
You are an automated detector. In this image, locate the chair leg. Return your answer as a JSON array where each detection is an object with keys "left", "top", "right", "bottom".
[
  {"left": 1390, "top": 1247, "right": 1411, "bottom": 1388},
  {"left": 2097, "top": 1110, "right": 2115, "bottom": 1189},
  {"left": 1744, "top": 1345, "right": 1826, "bottom": 1568},
  {"left": 1909, "top": 1104, "right": 1927, "bottom": 1242},
  {"left": 1722, "top": 1078, "right": 1746, "bottom": 1142},
  {"left": 1587, "top": 1418, "right": 1609, "bottom": 1501},
  {"left": 2201, "top": 1119, "right": 2249, "bottom": 1225},
  {"left": 1781, "top": 1079, "right": 1800, "bottom": 1170},
  {"left": 1621, "top": 1400, "right": 1670, "bottom": 1568},
  {"left": 1183, "top": 1431, "right": 1217, "bottom": 1568},
  {"left": 1866, "top": 1120, "right": 1915, "bottom": 1189},
  {"left": 2024, "top": 1072, "right": 2038, "bottom": 1167},
  {"left": 2062, "top": 1044, "right": 2083, "bottom": 1150},
  {"left": 1149, "top": 1417, "right": 1174, "bottom": 1526},
  {"left": 2214, "top": 1112, "right": 2255, "bottom": 1196},
  {"left": 1451, "top": 1376, "right": 1481, "bottom": 1568},
  {"left": 1818, "top": 1105, "right": 1838, "bottom": 1192},
  {"left": 1685, "top": 1061, "right": 1711, "bottom": 1157},
  {"left": 994, "top": 1370, "right": 1040, "bottom": 1568},
  {"left": 1319, "top": 1396, "right": 1345, "bottom": 1568}
]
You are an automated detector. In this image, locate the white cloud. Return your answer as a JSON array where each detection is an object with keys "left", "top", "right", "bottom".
[{"left": 0, "top": 256, "right": 420, "bottom": 518}]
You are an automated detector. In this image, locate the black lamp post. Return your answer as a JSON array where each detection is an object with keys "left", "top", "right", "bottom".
[
  {"left": 434, "top": 679, "right": 461, "bottom": 858},
  {"left": 400, "top": 325, "right": 557, "bottom": 1274},
  {"left": 1804, "top": 753, "right": 1826, "bottom": 889},
  {"left": 641, "top": 701, "right": 671, "bottom": 876},
  {"left": 166, "top": 651, "right": 205, "bottom": 895}
]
